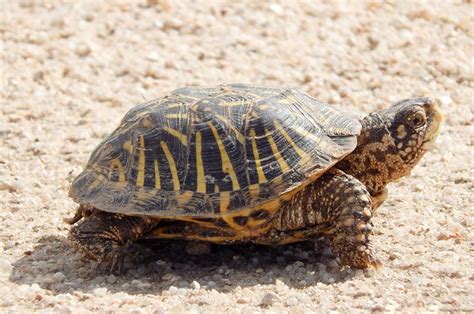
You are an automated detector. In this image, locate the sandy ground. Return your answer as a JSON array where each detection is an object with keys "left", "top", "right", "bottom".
[{"left": 1, "top": 0, "right": 473, "bottom": 312}]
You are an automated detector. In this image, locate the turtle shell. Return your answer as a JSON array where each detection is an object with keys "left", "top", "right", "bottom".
[{"left": 69, "top": 84, "right": 361, "bottom": 231}]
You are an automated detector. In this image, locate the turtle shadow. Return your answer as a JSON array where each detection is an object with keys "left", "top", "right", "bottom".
[{"left": 10, "top": 235, "right": 358, "bottom": 296}]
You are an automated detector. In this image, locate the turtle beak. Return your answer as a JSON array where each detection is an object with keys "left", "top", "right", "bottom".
[{"left": 421, "top": 98, "right": 444, "bottom": 151}]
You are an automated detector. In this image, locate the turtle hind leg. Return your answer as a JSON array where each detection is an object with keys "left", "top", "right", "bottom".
[{"left": 68, "top": 211, "right": 159, "bottom": 273}]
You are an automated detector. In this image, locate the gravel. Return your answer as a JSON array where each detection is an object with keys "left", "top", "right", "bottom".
[
  {"left": 260, "top": 292, "right": 279, "bottom": 306},
  {"left": 1, "top": 0, "right": 473, "bottom": 312}
]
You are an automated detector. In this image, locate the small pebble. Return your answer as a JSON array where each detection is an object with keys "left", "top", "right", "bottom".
[
  {"left": 93, "top": 287, "right": 107, "bottom": 297},
  {"left": 168, "top": 286, "right": 178, "bottom": 295},
  {"left": 177, "top": 280, "right": 188, "bottom": 288},
  {"left": 438, "top": 95, "right": 453, "bottom": 107},
  {"left": 269, "top": 3, "right": 283, "bottom": 15},
  {"left": 0, "top": 180, "right": 19, "bottom": 192},
  {"left": 286, "top": 296, "right": 299, "bottom": 306},
  {"left": 276, "top": 256, "right": 285, "bottom": 263},
  {"left": 168, "top": 304, "right": 186, "bottom": 314},
  {"left": 156, "top": 260, "right": 167, "bottom": 266},
  {"left": 52, "top": 272, "right": 66, "bottom": 283},
  {"left": 75, "top": 43, "right": 91, "bottom": 57},
  {"left": 31, "top": 283, "right": 41, "bottom": 291},
  {"left": 304, "top": 273, "right": 316, "bottom": 284},
  {"left": 58, "top": 305, "right": 72, "bottom": 314},
  {"left": 190, "top": 280, "right": 200, "bottom": 289},
  {"left": 33, "top": 71, "right": 44, "bottom": 82},
  {"left": 106, "top": 275, "right": 117, "bottom": 284},
  {"left": 296, "top": 251, "right": 309, "bottom": 260},
  {"left": 112, "top": 292, "right": 129, "bottom": 302},
  {"left": 206, "top": 281, "right": 217, "bottom": 289},
  {"left": 294, "top": 261, "right": 305, "bottom": 267},
  {"left": 0, "top": 258, "right": 12, "bottom": 273},
  {"left": 260, "top": 292, "right": 279, "bottom": 306},
  {"left": 177, "top": 288, "right": 187, "bottom": 296}
]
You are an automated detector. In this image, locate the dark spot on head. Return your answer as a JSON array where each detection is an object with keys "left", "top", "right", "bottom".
[
  {"left": 374, "top": 150, "right": 386, "bottom": 162},
  {"left": 386, "top": 165, "right": 396, "bottom": 174},
  {"left": 364, "top": 156, "right": 372, "bottom": 169},
  {"left": 367, "top": 168, "right": 380, "bottom": 176}
]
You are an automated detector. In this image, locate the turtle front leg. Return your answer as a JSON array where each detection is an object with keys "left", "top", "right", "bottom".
[
  {"left": 274, "top": 169, "right": 381, "bottom": 269},
  {"left": 67, "top": 210, "right": 159, "bottom": 273}
]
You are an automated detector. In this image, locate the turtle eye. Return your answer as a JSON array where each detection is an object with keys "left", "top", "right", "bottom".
[{"left": 407, "top": 110, "right": 426, "bottom": 129}]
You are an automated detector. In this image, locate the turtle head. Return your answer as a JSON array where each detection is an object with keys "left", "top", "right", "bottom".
[
  {"left": 379, "top": 97, "right": 443, "bottom": 168},
  {"left": 336, "top": 97, "right": 443, "bottom": 197}
]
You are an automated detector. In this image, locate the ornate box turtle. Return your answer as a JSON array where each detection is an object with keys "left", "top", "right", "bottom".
[{"left": 66, "top": 84, "right": 443, "bottom": 272}]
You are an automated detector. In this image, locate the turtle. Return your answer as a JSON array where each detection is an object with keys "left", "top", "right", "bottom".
[{"left": 66, "top": 84, "right": 443, "bottom": 272}]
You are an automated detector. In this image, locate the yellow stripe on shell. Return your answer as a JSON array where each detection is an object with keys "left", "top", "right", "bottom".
[
  {"left": 249, "top": 183, "right": 261, "bottom": 198},
  {"left": 165, "top": 103, "right": 184, "bottom": 109},
  {"left": 195, "top": 131, "right": 206, "bottom": 193},
  {"left": 110, "top": 159, "right": 126, "bottom": 183},
  {"left": 265, "top": 128, "right": 290, "bottom": 174},
  {"left": 278, "top": 94, "right": 296, "bottom": 105},
  {"left": 244, "top": 198, "right": 280, "bottom": 230},
  {"left": 164, "top": 113, "right": 187, "bottom": 119},
  {"left": 218, "top": 191, "right": 249, "bottom": 232},
  {"left": 87, "top": 174, "right": 108, "bottom": 191},
  {"left": 136, "top": 135, "right": 146, "bottom": 187},
  {"left": 215, "top": 114, "right": 245, "bottom": 144},
  {"left": 163, "top": 127, "right": 188, "bottom": 146},
  {"left": 217, "top": 99, "right": 252, "bottom": 107},
  {"left": 160, "top": 141, "right": 180, "bottom": 191},
  {"left": 123, "top": 141, "right": 133, "bottom": 154},
  {"left": 291, "top": 124, "right": 341, "bottom": 156},
  {"left": 273, "top": 120, "right": 311, "bottom": 164},
  {"left": 208, "top": 122, "right": 240, "bottom": 191},
  {"left": 154, "top": 159, "right": 161, "bottom": 189},
  {"left": 249, "top": 128, "right": 267, "bottom": 183},
  {"left": 175, "top": 190, "right": 194, "bottom": 205}
]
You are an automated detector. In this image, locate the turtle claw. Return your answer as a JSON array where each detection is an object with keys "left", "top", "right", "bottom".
[
  {"left": 96, "top": 241, "right": 132, "bottom": 274},
  {"left": 332, "top": 236, "right": 382, "bottom": 270},
  {"left": 109, "top": 252, "right": 125, "bottom": 274}
]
